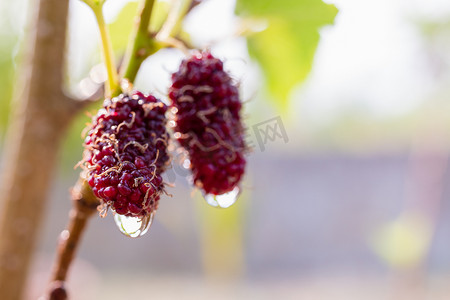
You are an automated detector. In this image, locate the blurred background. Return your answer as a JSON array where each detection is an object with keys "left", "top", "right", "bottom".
[{"left": 2, "top": 0, "right": 450, "bottom": 299}]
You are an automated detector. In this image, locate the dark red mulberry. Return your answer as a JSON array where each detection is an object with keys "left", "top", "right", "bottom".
[
  {"left": 169, "top": 50, "right": 246, "bottom": 195},
  {"left": 81, "top": 92, "right": 170, "bottom": 218}
]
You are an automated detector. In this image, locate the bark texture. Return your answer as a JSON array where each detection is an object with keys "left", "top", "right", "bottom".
[{"left": 0, "top": 0, "right": 73, "bottom": 299}]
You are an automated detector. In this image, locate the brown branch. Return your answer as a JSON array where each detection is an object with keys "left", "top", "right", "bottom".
[
  {"left": 46, "top": 179, "right": 100, "bottom": 299},
  {"left": 0, "top": 0, "right": 86, "bottom": 299}
]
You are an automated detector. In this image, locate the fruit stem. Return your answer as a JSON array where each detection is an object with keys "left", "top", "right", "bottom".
[
  {"left": 119, "top": 0, "right": 157, "bottom": 88},
  {"left": 47, "top": 178, "right": 100, "bottom": 298},
  {"left": 84, "top": 0, "right": 119, "bottom": 98}
]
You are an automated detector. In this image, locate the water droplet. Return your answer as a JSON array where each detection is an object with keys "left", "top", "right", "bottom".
[
  {"left": 114, "top": 212, "right": 154, "bottom": 238},
  {"left": 182, "top": 159, "right": 191, "bottom": 169},
  {"left": 203, "top": 187, "right": 240, "bottom": 208}
]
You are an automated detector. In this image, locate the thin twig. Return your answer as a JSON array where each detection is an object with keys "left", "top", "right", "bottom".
[
  {"left": 119, "top": 0, "right": 157, "bottom": 86},
  {"left": 47, "top": 179, "right": 100, "bottom": 298},
  {"left": 156, "top": 0, "right": 184, "bottom": 41},
  {"left": 156, "top": 0, "right": 193, "bottom": 41},
  {"left": 82, "top": 0, "right": 119, "bottom": 97}
]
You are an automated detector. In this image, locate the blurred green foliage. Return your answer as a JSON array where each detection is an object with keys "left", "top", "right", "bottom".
[
  {"left": 195, "top": 190, "right": 247, "bottom": 277},
  {"left": 109, "top": 1, "right": 139, "bottom": 54},
  {"left": 0, "top": 36, "right": 16, "bottom": 134},
  {"left": 236, "top": 0, "right": 338, "bottom": 113},
  {"left": 371, "top": 212, "right": 432, "bottom": 268},
  {"left": 0, "top": 0, "right": 23, "bottom": 134},
  {"left": 60, "top": 107, "right": 95, "bottom": 173},
  {"left": 149, "top": 0, "right": 170, "bottom": 33}
]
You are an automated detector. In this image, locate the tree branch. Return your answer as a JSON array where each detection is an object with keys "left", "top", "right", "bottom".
[{"left": 0, "top": 0, "right": 75, "bottom": 299}]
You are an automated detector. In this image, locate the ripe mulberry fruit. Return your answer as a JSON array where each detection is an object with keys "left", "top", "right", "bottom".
[
  {"left": 169, "top": 50, "right": 246, "bottom": 195},
  {"left": 81, "top": 92, "right": 170, "bottom": 218}
]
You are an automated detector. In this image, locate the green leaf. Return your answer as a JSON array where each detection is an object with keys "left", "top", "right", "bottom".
[
  {"left": 236, "top": 0, "right": 338, "bottom": 112},
  {"left": 236, "top": 0, "right": 337, "bottom": 21}
]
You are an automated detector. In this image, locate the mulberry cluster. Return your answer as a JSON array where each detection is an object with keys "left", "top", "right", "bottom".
[
  {"left": 169, "top": 51, "right": 246, "bottom": 195},
  {"left": 82, "top": 92, "right": 170, "bottom": 218}
]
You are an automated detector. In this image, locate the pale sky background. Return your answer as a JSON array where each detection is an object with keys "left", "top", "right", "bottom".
[{"left": 299, "top": 0, "right": 447, "bottom": 122}]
